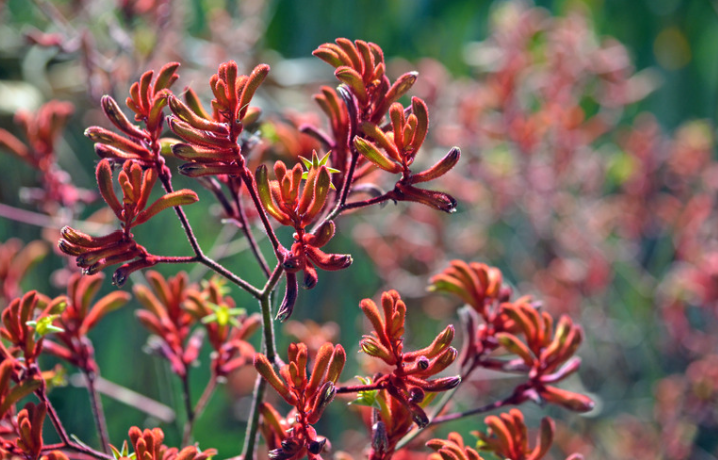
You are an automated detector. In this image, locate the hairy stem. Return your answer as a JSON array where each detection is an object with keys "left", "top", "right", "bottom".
[
  {"left": 151, "top": 255, "right": 198, "bottom": 264},
  {"left": 336, "top": 381, "right": 384, "bottom": 394},
  {"left": 193, "top": 374, "right": 218, "bottom": 422},
  {"left": 341, "top": 193, "right": 392, "bottom": 212},
  {"left": 37, "top": 388, "right": 113, "bottom": 459},
  {"left": 240, "top": 374, "right": 267, "bottom": 460},
  {"left": 158, "top": 172, "right": 262, "bottom": 298},
  {"left": 231, "top": 181, "right": 271, "bottom": 277},
  {"left": 241, "top": 265, "right": 284, "bottom": 458},
  {"left": 259, "top": 277, "right": 281, "bottom": 363},
  {"left": 83, "top": 370, "right": 110, "bottom": 454},
  {"left": 181, "top": 373, "right": 195, "bottom": 446},
  {"left": 240, "top": 169, "right": 284, "bottom": 259}
]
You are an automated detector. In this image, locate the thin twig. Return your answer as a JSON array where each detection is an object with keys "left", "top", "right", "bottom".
[
  {"left": 69, "top": 373, "right": 175, "bottom": 422},
  {"left": 0, "top": 203, "right": 114, "bottom": 234},
  {"left": 158, "top": 173, "right": 262, "bottom": 298},
  {"left": 240, "top": 374, "right": 267, "bottom": 460},
  {"left": 241, "top": 266, "right": 284, "bottom": 458},
  {"left": 429, "top": 394, "right": 520, "bottom": 425},
  {"left": 240, "top": 169, "right": 284, "bottom": 259},
  {"left": 37, "top": 389, "right": 113, "bottom": 459},
  {"left": 181, "top": 373, "right": 194, "bottom": 446},
  {"left": 193, "top": 374, "right": 218, "bottom": 422},
  {"left": 230, "top": 182, "right": 271, "bottom": 277},
  {"left": 83, "top": 370, "right": 110, "bottom": 454}
]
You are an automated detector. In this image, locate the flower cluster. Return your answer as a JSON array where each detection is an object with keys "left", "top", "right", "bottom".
[
  {"left": 356, "top": 290, "right": 460, "bottom": 459},
  {"left": 111, "top": 426, "right": 217, "bottom": 460},
  {"left": 42, "top": 273, "right": 130, "bottom": 372},
  {"left": 171, "top": 61, "right": 268, "bottom": 178},
  {"left": 354, "top": 100, "right": 460, "bottom": 212},
  {"left": 183, "top": 277, "right": 260, "bottom": 377},
  {"left": 134, "top": 271, "right": 196, "bottom": 377},
  {"left": 255, "top": 342, "right": 346, "bottom": 460},
  {"left": 476, "top": 409, "right": 580, "bottom": 460},
  {"left": 88, "top": 62, "right": 180, "bottom": 165},
  {"left": 431, "top": 260, "right": 593, "bottom": 412},
  {"left": 0, "top": 27, "right": 598, "bottom": 460},
  {"left": 0, "top": 401, "right": 70, "bottom": 460},
  {"left": 426, "top": 432, "right": 482, "bottom": 460},
  {"left": 58, "top": 159, "right": 198, "bottom": 285}
]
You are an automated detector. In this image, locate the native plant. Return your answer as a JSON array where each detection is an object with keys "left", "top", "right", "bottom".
[{"left": 0, "top": 36, "right": 592, "bottom": 460}]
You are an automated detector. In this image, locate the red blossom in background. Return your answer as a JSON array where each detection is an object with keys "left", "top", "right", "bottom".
[
  {"left": 42, "top": 273, "right": 130, "bottom": 372},
  {"left": 183, "top": 277, "right": 260, "bottom": 377},
  {"left": 0, "top": 239, "right": 47, "bottom": 305},
  {"left": 498, "top": 302, "right": 593, "bottom": 412},
  {"left": 134, "top": 271, "right": 196, "bottom": 378},
  {"left": 0, "top": 101, "right": 95, "bottom": 212}
]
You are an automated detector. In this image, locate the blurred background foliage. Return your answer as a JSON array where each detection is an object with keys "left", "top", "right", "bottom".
[{"left": 1, "top": 0, "right": 717, "bottom": 459}]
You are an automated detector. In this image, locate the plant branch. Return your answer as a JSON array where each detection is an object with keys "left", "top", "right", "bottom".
[
  {"left": 240, "top": 373, "right": 267, "bottom": 460},
  {"left": 341, "top": 193, "right": 392, "bottom": 212},
  {"left": 193, "top": 374, "right": 218, "bottom": 422},
  {"left": 336, "top": 381, "right": 384, "bottom": 394},
  {"left": 36, "top": 388, "right": 113, "bottom": 459},
  {"left": 83, "top": 369, "right": 110, "bottom": 454},
  {"left": 157, "top": 172, "right": 262, "bottom": 298},
  {"left": 151, "top": 255, "right": 199, "bottom": 264},
  {"left": 230, "top": 181, "right": 271, "bottom": 277},
  {"left": 181, "top": 373, "right": 195, "bottom": 446},
  {"left": 240, "top": 168, "right": 284, "bottom": 260},
  {"left": 258, "top": 272, "right": 282, "bottom": 363},
  {"left": 69, "top": 373, "right": 175, "bottom": 422},
  {"left": 429, "top": 393, "right": 520, "bottom": 425},
  {"left": 241, "top": 264, "right": 284, "bottom": 458}
]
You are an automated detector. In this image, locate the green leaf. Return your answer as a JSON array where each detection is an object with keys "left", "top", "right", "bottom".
[{"left": 348, "top": 376, "right": 381, "bottom": 410}]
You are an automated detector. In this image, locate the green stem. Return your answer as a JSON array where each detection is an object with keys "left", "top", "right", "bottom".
[
  {"left": 240, "top": 374, "right": 267, "bottom": 460},
  {"left": 242, "top": 266, "right": 284, "bottom": 459},
  {"left": 181, "top": 373, "right": 194, "bottom": 446}
]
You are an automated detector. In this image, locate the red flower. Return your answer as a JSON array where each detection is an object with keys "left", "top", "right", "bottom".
[
  {"left": 171, "top": 61, "right": 269, "bottom": 178},
  {"left": 58, "top": 160, "right": 198, "bottom": 284},
  {"left": 426, "top": 432, "right": 483, "bottom": 460},
  {"left": 42, "top": 273, "right": 130, "bottom": 372},
  {"left": 255, "top": 342, "right": 346, "bottom": 460},
  {"left": 473, "top": 409, "right": 554, "bottom": 460},
  {"left": 354, "top": 98, "right": 459, "bottom": 213}
]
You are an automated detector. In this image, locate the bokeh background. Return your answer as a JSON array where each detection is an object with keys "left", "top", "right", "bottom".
[{"left": 1, "top": 0, "right": 718, "bottom": 458}]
